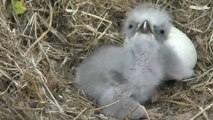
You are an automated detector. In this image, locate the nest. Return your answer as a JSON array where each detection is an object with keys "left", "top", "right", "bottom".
[{"left": 0, "top": 0, "right": 212, "bottom": 119}]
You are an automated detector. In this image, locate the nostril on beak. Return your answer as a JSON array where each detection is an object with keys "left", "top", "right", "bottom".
[{"left": 137, "top": 20, "right": 152, "bottom": 34}]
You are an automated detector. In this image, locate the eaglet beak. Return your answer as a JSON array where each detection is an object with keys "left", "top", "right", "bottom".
[{"left": 136, "top": 20, "right": 153, "bottom": 34}]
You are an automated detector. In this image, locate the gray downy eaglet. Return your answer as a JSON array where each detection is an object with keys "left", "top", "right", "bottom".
[
  {"left": 75, "top": 5, "right": 165, "bottom": 120},
  {"left": 75, "top": 3, "right": 194, "bottom": 119}
]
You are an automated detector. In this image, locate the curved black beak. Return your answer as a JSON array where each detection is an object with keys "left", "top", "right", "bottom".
[{"left": 137, "top": 20, "right": 153, "bottom": 34}]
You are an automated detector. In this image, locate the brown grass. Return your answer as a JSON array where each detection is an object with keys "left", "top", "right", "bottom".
[{"left": 0, "top": 0, "right": 212, "bottom": 120}]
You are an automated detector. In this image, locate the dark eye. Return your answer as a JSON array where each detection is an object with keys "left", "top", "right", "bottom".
[
  {"left": 160, "top": 30, "right": 165, "bottom": 34},
  {"left": 128, "top": 24, "right": 133, "bottom": 29}
]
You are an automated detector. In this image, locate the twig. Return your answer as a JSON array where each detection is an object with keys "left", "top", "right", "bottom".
[
  {"left": 89, "top": 100, "right": 119, "bottom": 111},
  {"left": 190, "top": 102, "right": 213, "bottom": 120},
  {"left": 25, "top": 30, "right": 50, "bottom": 55},
  {"left": 35, "top": 69, "right": 64, "bottom": 113},
  {"left": 73, "top": 108, "right": 87, "bottom": 120}
]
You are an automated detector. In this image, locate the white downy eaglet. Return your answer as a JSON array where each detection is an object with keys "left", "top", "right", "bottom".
[
  {"left": 75, "top": 4, "right": 196, "bottom": 119},
  {"left": 76, "top": 16, "right": 164, "bottom": 120}
]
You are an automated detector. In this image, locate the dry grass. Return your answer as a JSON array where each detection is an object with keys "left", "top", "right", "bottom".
[{"left": 0, "top": 0, "right": 212, "bottom": 120}]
